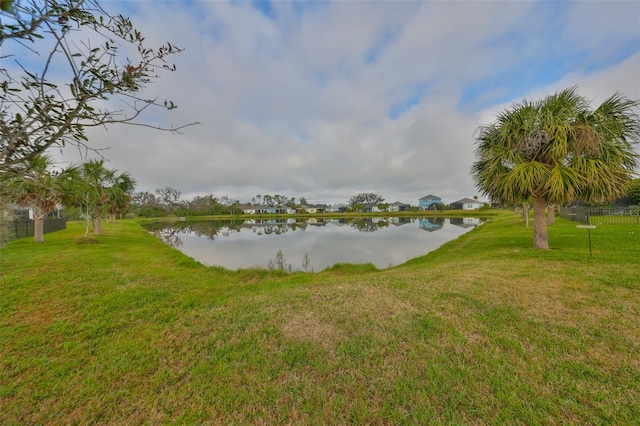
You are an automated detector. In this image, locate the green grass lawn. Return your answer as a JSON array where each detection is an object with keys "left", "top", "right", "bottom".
[{"left": 1, "top": 211, "right": 639, "bottom": 424}]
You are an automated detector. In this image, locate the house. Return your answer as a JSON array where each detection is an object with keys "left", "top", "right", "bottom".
[
  {"left": 241, "top": 204, "right": 287, "bottom": 214},
  {"left": 364, "top": 203, "right": 381, "bottom": 213},
  {"left": 300, "top": 204, "right": 327, "bottom": 214},
  {"left": 266, "top": 206, "right": 287, "bottom": 214},
  {"left": 418, "top": 194, "right": 441, "bottom": 210},
  {"left": 241, "top": 205, "right": 264, "bottom": 214},
  {"left": 330, "top": 204, "right": 348, "bottom": 213},
  {"left": 388, "top": 202, "right": 409, "bottom": 212},
  {"left": 238, "top": 204, "right": 256, "bottom": 214},
  {"left": 450, "top": 198, "right": 484, "bottom": 210}
]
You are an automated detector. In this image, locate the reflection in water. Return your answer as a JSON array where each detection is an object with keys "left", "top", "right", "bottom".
[
  {"left": 449, "top": 217, "right": 482, "bottom": 227},
  {"left": 418, "top": 217, "right": 444, "bottom": 231},
  {"left": 146, "top": 219, "right": 244, "bottom": 247},
  {"left": 145, "top": 217, "right": 483, "bottom": 271},
  {"left": 350, "top": 217, "right": 388, "bottom": 232}
]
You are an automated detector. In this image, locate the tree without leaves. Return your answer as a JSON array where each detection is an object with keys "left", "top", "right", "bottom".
[
  {"left": 218, "top": 195, "right": 240, "bottom": 214},
  {"left": 187, "top": 194, "right": 219, "bottom": 216},
  {"left": 0, "top": 0, "right": 197, "bottom": 174},
  {"left": 471, "top": 87, "right": 640, "bottom": 249},
  {"left": 155, "top": 186, "right": 181, "bottom": 214},
  {"left": 131, "top": 190, "right": 158, "bottom": 206},
  {"left": 130, "top": 190, "right": 166, "bottom": 217}
]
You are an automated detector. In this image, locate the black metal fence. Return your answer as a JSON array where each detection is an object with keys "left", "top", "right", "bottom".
[
  {"left": 2, "top": 219, "right": 67, "bottom": 242},
  {"left": 559, "top": 206, "right": 640, "bottom": 225}
]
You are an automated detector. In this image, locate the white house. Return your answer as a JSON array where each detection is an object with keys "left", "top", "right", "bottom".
[
  {"left": 450, "top": 198, "right": 484, "bottom": 210},
  {"left": 388, "top": 202, "right": 410, "bottom": 212}
]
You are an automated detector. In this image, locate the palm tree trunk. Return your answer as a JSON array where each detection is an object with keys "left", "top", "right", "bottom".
[
  {"left": 33, "top": 210, "right": 45, "bottom": 243},
  {"left": 522, "top": 202, "right": 530, "bottom": 228},
  {"left": 533, "top": 197, "right": 549, "bottom": 249},
  {"left": 93, "top": 217, "right": 102, "bottom": 235},
  {"left": 547, "top": 204, "right": 555, "bottom": 225}
]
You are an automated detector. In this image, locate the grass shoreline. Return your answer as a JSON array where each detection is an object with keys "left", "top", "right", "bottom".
[{"left": 1, "top": 211, "right": 639, "bottom": 424}]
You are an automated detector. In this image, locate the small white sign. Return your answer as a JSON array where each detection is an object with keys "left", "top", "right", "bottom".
[{"left": 576, "top": 225, "right": 596, "bottom": 229}]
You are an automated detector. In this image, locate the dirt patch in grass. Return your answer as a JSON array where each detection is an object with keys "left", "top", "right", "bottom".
[
  {"left": 281, "top": 311, "right": 338, "bottom": 349},
  {"left": 74, "top": 236, "right": 100, "bottom": 244},
  {"left": 279, "top": 282, "right": 417, "bottom": 332}
]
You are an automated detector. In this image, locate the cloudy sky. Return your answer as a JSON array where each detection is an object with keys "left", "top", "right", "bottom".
[{"left": 53, "top": 0, "right": 640, "bottom": 205}]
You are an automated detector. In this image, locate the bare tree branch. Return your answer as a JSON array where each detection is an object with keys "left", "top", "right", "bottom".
[{"left": 1, "top": 0, "right": 198, "bottom": 174}]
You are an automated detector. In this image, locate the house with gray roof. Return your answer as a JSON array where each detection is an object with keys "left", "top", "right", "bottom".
[
  {"left": 389, "top": 202, "right": 410, "bottom": 212},
  {"left": 450, "top": 198, "right": 484, "bottom": 210}
]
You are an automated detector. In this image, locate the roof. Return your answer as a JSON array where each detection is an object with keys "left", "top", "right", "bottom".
[
  {"left": 451, "top": 198, "right": 482, "bottom": 204},
  {"left": 242, "top": 204, "right": 285, "bottom": 210},
  {"left": 419, "top": 194, "right": 441, "bottom": 200}
]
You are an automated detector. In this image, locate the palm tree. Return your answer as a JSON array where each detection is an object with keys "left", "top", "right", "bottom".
[
  {"left": 68, "top": 159, "right": 135, "bottom": 236},
  {"left": 472, "top": 87, "right": 639, "bottom": 249},
  {"left": 1, "top": 155, "right": 78, "bottom": 243},
  {"left": 106, "top": 172, "right": 136, "bottom": 223},
  {"left": 81, "top": 159, "right": 115, "bottom": 235}
]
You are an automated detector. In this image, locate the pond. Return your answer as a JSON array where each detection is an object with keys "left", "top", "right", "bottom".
[{"left": 145, "top": 216, "right": 484, "bottom": 272}]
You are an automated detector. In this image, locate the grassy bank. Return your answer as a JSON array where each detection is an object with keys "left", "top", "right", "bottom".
[{"left": 1, "top": 212, "right": 639, "bottom": 424}]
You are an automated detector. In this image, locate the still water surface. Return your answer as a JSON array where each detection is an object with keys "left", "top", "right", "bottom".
[{"left": 146, "top": 217, "right": 483, "bottom": 271}]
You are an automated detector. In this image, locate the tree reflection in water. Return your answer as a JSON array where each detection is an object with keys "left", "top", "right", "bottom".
[{"left": 145, "top": 219, "right": 244, "bottom": 248}]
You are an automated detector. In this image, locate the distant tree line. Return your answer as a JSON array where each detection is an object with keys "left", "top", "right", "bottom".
[
  {"left": 131, "top": 187, "right": 242, "bottom": 217},
  {"left": 130, "top": 185, "right": 640, "bottom": 219},
  {"left": 251, "top": 194, "right": 300, "bottom": 207}
]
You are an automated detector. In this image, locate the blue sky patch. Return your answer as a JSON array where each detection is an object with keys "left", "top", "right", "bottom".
[
  {"left": 388, "top": 82, "right": 430, "bottom": 119},
  {"left": 250, "top": 0, "right": 276, "bottom": 21},
  {"left": 364, "top": 25, "right": 402, "bottom": 65}
]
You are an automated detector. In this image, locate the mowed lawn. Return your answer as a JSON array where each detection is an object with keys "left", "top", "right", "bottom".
[{"left": 1, "top": 212, "right": 639, "bottom": 424}]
